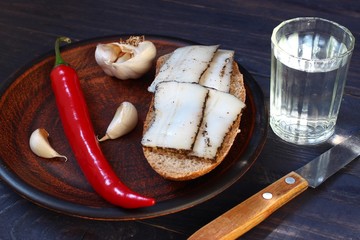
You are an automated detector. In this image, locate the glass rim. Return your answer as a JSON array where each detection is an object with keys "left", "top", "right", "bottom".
[{"left": 271, "top": 17, "right": 355, "bottom": 62}]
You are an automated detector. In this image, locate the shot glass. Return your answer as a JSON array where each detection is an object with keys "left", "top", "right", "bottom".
[{"left": 270, "top": 17, "right": 355, "bottom": 145}]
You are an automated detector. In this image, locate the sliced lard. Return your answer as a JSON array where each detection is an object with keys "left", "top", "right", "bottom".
[
  {"left": 191, "top": 89, "right": 245, "bottom": 159},
  {"left": 147, "top": 45, "right": 219, "bottom": 92},
  {"left": 142, "top": 81, "right": 208, "bottom": 150},
  {"left": 199, "top": 50, "right": 234, "bottom": 92}
]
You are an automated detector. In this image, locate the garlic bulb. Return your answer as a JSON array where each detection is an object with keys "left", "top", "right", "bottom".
[
  {"left": 99, "top": 102, "right": 138, "bottom": 142},
  {"left": 95, "top": 36, "right": 156, "bottom": 80},
  {"left": 29, "top": 128, "right": 67, "bottom": 161}
]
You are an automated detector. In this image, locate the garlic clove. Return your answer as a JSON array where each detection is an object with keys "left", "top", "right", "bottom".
[
  {"left": 113, "top": 41, "right": 156, "bottom": 76},
  {"left": 99, "top": 102, "right": 138, "bottom": 142},
  {"left": 95, "top": 36, "right": 157, "bottom": 80},
  {"left": 95, "top": 43, "right": 122, "bottom": 76},
  {"left": 29, "top": 128, "right": 67, "bottom": 161}
]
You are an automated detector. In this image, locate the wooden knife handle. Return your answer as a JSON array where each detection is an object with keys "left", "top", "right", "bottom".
[{"left": 188, "top": 171, "right": 309, "bottom": 240}]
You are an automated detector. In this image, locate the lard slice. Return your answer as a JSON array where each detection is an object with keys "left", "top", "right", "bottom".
[
  {"left": 199, "top": 50, "right": 234, "bottom": 92},
  {"left": 142, "top": 81, "right": 208, "bottom": 150},
  {"left": 191, "top": 89, "right": 245, "bottom": 159},
  {"left": 147, "top": 45, "right": 219, "bottom": 92}
]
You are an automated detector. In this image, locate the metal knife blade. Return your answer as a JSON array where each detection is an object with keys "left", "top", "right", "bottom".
[
  {"left": 188, "top": 132, "right": 360, "bottom": 240},
  {"left": 296, "top": 133, "right": 360, "bottom": 188}
]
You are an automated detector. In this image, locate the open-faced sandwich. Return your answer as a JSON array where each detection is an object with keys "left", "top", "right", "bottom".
[{"left": 141, "top": 45, "right": 246, "bottom": 181}]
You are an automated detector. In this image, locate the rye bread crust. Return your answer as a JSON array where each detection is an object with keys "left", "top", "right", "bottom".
[{"left": 142, "top": 53, "right": 246, "bottom": 181}]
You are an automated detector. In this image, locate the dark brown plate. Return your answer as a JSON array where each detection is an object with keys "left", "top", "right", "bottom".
[{"left": 0, "top": 35, "right": 268, "bottom": 220}]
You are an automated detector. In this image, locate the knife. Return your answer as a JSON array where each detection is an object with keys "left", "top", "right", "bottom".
[{"left": 188, "top": 132, "right": 360, "bottom": 240}]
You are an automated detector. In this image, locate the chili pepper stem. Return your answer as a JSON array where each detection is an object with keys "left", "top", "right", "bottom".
[{"left": 54, "top": 36, "right": 71, "bottom": 67}]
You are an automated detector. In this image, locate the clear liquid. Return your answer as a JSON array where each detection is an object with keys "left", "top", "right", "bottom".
[{"left": 270, "top": 32, "right": 350, "bottom": 144}]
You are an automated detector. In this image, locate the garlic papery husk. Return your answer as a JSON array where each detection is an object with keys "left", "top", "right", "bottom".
[
  {"left": 95, "top": 36, "right": 157, "bottom": 80},
  {"left": 29, "top": 128, "right": 67, "bottom": 161},
  {"left": 99, "top": 102, "right": 138, "bottom": 142}
]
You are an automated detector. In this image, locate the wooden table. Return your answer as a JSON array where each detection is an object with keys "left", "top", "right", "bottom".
[{"left": 0, "top": 0, "right": 359, "bottom": 239}]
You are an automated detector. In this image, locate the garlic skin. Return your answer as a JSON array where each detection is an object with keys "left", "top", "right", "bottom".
[
  {"left": 95, "top": 36, "right": 157, "bottom": 80},
  {"left": 99, "top": 102, "right": 138, "bottom": 142},
  {"left": 29, "top": 128, "right": 67, "bottom": 161},
  {"left": 94, "top": 43, "right": 122, "bottom": 76}
]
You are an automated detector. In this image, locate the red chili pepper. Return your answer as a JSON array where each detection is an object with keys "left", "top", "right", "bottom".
[{"left": 50, "top": 37, "right": 155, "bottom": 208}]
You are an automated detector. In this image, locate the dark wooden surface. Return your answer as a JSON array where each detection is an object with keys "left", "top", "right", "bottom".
[{"left": 0, "top": 0, "right": 359, "bottom": 239}]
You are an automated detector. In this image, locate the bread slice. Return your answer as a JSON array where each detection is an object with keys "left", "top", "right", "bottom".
[{"left": 142, "top": 53, "right": 246, "bottom": 181}]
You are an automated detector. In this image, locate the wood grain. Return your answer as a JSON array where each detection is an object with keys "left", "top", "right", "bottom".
[{"left": 188, "top": 172, "right": 308, "bottom": 239}]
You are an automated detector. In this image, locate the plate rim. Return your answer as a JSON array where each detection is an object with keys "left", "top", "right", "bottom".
[{"left": 0, "top": 34, "right": 268, "bottom": 220}]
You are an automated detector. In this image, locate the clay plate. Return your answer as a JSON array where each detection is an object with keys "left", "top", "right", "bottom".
[{"left": 0, "top": 35, "right": 268, "bottom": 220}]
